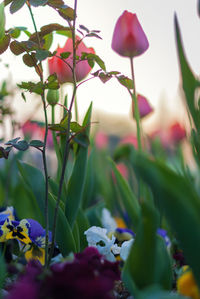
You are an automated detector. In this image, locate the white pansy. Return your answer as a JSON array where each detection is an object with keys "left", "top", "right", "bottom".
[
  {"left": 120, "top": 239, "right": 134, "bottom": 261},
  {"left": 101, "top": 208, "right": 117, "bottom": 232},
  {"left": 84, "top": 226, "right": 121, "bottom": 262}
]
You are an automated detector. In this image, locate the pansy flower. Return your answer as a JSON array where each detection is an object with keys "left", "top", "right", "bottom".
[
  {"left": 0, "top": 215, "right": 51, "bottom": 265},
  {"left": 0, "top": 206, "right": 15, "bottom": 222},
  {"left": 0, "top": 207, "right": 17, "bottom": 242},
  {"left": 84, "top": 226, "right": 121, "bottom": 262},
  {"left": 22, "top": 219, "right": 52, "bottom": 265}
]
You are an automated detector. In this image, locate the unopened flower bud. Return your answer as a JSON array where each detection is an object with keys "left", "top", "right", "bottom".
[{"left": 47, "top": 89, "right": 59, "bottom": 106}]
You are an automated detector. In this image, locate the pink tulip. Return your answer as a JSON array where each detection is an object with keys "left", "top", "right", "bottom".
[
  {"left": 169, "top": 122, "right": 186, "bottom": 144},
  {"left": 111, "top": 10, "right": 149, "bottom": 58},
  {"left": 120, "top": 135, "right": 138, "bottom": 148},
  {"left": 21, "top": 121, "right": 40, "bottom": 139},
  {"left": 132, "top": 94, "right": 153, "bottom": 119},
  {"left": 112, "top": 162, "right": 128, "bottom": 183},
  {"left": 95, "top": 131, "right": 108, "bottom": 149},
  {"left": 48, "top": 36, "right": 95, "bottom": 84}
]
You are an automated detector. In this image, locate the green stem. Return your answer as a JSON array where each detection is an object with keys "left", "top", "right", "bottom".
[
  {"left": 48, "top": 0, "right": 78, "bottom": 266},
  {"left": 26, "top": 2, "right": 41, "bottom": 48},
  {"left": 130, "top": 58, "right": 142, "bottom": 151},
  {"left": 27, "top": 2, "right": 49, "bottom": 267},
  {"left": 51, "top": 105, "right": 62, "bottom": 179},
  {"left": 41, "top": 94, "right": 49, "bottom": 268},
  {"left": 74, "top": 95, "right": 79, "bottom": 122}
]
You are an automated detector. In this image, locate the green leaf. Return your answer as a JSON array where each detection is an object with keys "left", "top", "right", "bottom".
[
  {"left": 56, "top": 30, "right": 72, "bottom": 38},
  {"left": 70, "top": 121, "right": 83, "bottom": 133},
  {"left": 116, "top": 75, "right": 134, "bottom": 90},
  {"left": 79, "top": 24, "right": 89, "bottom": 33},
  {"left": 58, "top": 6, "right": 74, "bottom": 21},
  {"left": 155, "top": 237, "right": 172, "bottom": 290},
  {"left": 124, "top": 200, "right": 159, "bottom": 290},
  {"left": 0, "top": 2, "right": 5, "bottom": 40},
  {"left": 76, "top": 209, "right": 89, "bottom": 251},
  {"left": 139, "top": 285, "right": 188, "bottom": 299},
  {"left": 23, "top": 53, "right": 37, "bottom": 67},
  {"left": 5, "top": 137, "right": 20, "bottom": 145},
  {"left": 35, "top": 49, "right": 50, "bottom": 61},
  {"left": 9, "top": 40, "right": 26, "bottom": 55},
  {"left": 0, "top": 253, "right": 6, "bottom": 291},
  {"left": 65, "top": 102, "right": 92, "bottom": 227},
  {"left": 13, "top": 140, "right": 29, "bottom": 151},
  {"left": 10, "top": 0, "right": 26, "bottom": 13},
  {"left": 48, "top": 193, "right": 77, "bottom": 255},
  {"left": 9, "top": 27, "right": 21, "bottom": 38},
  {"left": 60, "top": 51, "right": 71, "bottom": 59},
  {"left": 13, "top": 180, "right": 44, "bottom": 224},
  {"left": 29, "top": 139, "right": 44, "bottom": 148},
  {"left": 43, "top": 32, "right": 53, "bottom": 50},
  {"left": 0, "top": 34, "right": 10, "bottom": 55},
  {"left": 131, "top": 152, "right": 200, "bottom": 289},
  {"left": 174, "top": 15, "right": 200, "bottom": 132},
  {"left": 109, "top": 158, "right": 140, "bottom": 231},
  {"left": 17, "top": 161, "right": 76, "bottom": 255},
  {"left": 29, "top": 0, "right": 48, "bottom": 6},
  {"left": 82, "top": 53, "right": 106, "bottom": 71}
]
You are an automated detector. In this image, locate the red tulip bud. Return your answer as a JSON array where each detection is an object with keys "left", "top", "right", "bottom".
[
  {"left": 112, "top": 11, "right": 149, "bottom": 58},
  {"left": 132, "top": 94, "right": 153, "bottom": 119}
]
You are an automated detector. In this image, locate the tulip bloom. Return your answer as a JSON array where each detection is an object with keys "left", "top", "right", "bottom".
[
  {"left": 132, "top": 94, "right": 153, "bottom": 119},
  {"left": 48, "top": 37, "right": 95, "bottom": 84},
  {"left": 111, "top": 10, "right": 149, "bottom": 58}
]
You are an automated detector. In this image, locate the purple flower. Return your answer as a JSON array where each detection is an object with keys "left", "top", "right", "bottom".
[
  {"left": 6, "top": 247, "right": 120, "bottom": 299},
  {"left": 6, "top": 261, "right": 42, "bottom": 299}
]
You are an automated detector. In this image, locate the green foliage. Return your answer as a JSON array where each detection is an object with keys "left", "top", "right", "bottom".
[
  {"left": 0, "top": 2, "right": 5, "bottom": 40},
  {"left": 10, "top": 0, "right": 26, "bottom": 14},
  {"left": 65, "top": 103, "right": 92, "bottom": 227},
  {"left": 131, "top": 151, "right": 200, "bottom": 289},
  {"left": 0, "top": 253, "right": 6, "bottom": 292},
  {"left": 81, "top": 53, "right": 106, "bottom": 71},
  {"left": 0, "top": 34, "right": 10, "bottom": 55},
  {"left": 109, "top": 158, "right": 140, "bottom": 231},
  {"left": 17, "top": 161, "right": 76, "bottom": 255}
]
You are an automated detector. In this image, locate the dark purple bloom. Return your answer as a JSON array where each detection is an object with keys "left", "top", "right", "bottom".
[
  {"left": 5, "top": 247, "right": 120, "bottom": 299},
  {"left": 5, "top": 261, "right": 42, "bottom": 299}
]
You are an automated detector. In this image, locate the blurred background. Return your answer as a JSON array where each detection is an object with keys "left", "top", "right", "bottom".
[{"left": 0, "top": 0, "right": 199, "bottom": 137}]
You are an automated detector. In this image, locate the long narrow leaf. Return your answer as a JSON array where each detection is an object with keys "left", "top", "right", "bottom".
[
  {"left": 132, "top": 152, "right": 200, "bottom": 288},
  {"left": 65, "top": 102, "right": 92, "bottom": 227},
  {"left": 109, "top": 158, "right": 140, "bottom": 231}
]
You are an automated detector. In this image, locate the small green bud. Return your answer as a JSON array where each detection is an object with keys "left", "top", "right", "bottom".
[{"left": 47, "top": 89, "right": 59, "bottom": 106}]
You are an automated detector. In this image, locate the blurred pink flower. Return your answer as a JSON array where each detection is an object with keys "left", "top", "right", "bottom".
[
  {"left": 120, "top": 135, "right": 138, "bottom": 148},
  {"left": 21, "top": 121, "right": 41, "bottom": 139},
  {"left": 116, "top": 163, "right": 128, "bottom": 179},
  {"left": 21, "top": 121, "right": 54, "bottom": 148},
  {"left": 48, "top": 36, "right": 95, "bottom": 84},
  {"left": 169, "top": 122, "right": 186, "bottom": 144},
  {"left": 132, "top": 94, "right": 153, "bottom": 119},
  {"left": 111, "top": 10, "right": 149, "bottom": 58},
  {"left": 112, "top": 162, "right": 128, "bottom": 183},
  {"left": 95, "top": 131, "right": 108, "bottom": 149},
  {"left": 150, "top": 122, "right": 186, "bottom": 148}
]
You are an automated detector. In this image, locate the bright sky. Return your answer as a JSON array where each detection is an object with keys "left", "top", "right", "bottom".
[{"left": 0, "top": 0, "right": 200, "bottom": 126}]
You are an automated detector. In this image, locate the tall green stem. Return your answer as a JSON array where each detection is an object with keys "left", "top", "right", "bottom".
[
  {"left": 48, "top": 0, "right": 78, "bottom": 265},
  {"left": 130, "top": 58, "right": 142, "bottom": 151},
  {"left": 27, "top": 2, "right": 49, "bottom": 267},
  {"left": 41, "top": 94, "right": 49, "bottom": 267},
  {"left": 51, "top": 105, "right": 62, "bottom": 179}
]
